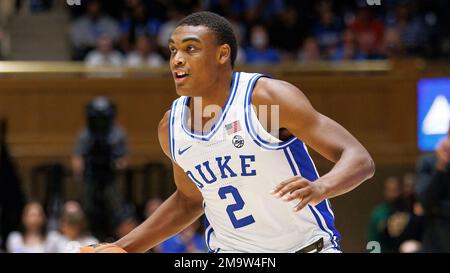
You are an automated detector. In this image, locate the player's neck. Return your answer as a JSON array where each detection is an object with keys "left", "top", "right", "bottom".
[
  {"left": 186, "top": 70, "right": 233, "bottom": 134},
  {"left": 196, "top": 70, "right": 234, "bottom": 111}
]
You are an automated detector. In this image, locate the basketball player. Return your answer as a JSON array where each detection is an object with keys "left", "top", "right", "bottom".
[{"left": 114, "top": 12, "right": 375, "bottom": 253}]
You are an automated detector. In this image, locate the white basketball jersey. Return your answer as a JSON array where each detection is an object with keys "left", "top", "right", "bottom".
[{"left": 169, "top": 72, "right": 340, "bottom": 253}]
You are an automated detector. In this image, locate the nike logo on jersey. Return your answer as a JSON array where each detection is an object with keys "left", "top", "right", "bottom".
[{"left": 178, "top": 145, "right": 192, "bottom": 156}]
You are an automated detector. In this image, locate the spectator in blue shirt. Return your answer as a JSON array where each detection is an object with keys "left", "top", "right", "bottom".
[
  {"left": 245, "top": 25, "right": 281, "bottom": 64},
  {"left": 386, "top": 2, "right": 426, "bottom": 56},
  {"left": 313, "top": 7, "right": 343, "bottom": 60},
  {"left": 160, "top": 220, "right": 207, "bottom": 253},
  {"left": 119, "top": 1, "right": 162, "bottom": 53},
  {"left": 332, "top": 29, "right": 367, "bottom": 61}
]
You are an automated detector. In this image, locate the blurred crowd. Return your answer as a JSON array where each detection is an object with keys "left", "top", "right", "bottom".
[
  {"left": 0, "top": 198, "right": 207, "bottom": 253},
  {"left": 368, "top": 127, "right": 450, "bottom": 253},
  {"left": 66, "top": 0, "right": 450, "bottom": 66},
  {"left": 68, "top": 0, "right": 450, "bottom": 66},
  {"left": 2, "top": 0, "right": 449, "bottom": 63},
  {"left": 0, "top": 96, "right": 208, "bottom": 253},
  {"left": 0, "top": 0, "right": 450, "bottom": 63},
  {"left": 367, "top": 173, "right": 424, "bottom": 253}
]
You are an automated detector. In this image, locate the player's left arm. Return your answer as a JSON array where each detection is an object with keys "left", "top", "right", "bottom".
[{"left": 254, "top": 78, "right": 375, "bottom": 211}]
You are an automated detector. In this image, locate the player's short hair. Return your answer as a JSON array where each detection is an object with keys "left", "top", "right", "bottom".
[{"left": 176, "top": 11, "right": 238, "bottom": 68}]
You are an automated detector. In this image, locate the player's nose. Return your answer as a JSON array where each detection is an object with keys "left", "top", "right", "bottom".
[{"left": 171, "top": 52, "right": 186, "bottom": 67}]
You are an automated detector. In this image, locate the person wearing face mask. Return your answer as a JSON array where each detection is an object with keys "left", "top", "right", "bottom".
[{"left": 245, "top": 25, "right": 281, "bottom": 64}]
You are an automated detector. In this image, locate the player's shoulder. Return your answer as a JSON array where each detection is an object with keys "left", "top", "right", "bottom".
[
  {"left": 159, "top": 109, "right": 171, "bottom": 128},
  {"left": 158, "top": 109, "right": 171, "bottom": 139},
  {"left": 251, "top": 75, "right": 304, "bottom": 106},
  {"left": 158, "top": 110, "right": 171, "bottom": 158}
]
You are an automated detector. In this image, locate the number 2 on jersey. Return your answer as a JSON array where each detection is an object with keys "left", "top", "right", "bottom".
[{"left": 218, "top": 185, "right": 255, "bottom": 229}]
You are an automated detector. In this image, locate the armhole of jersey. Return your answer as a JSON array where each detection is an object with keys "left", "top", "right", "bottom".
[
  {"left": 244, "top": 74, "right": 297, "bottom": 150},
  {"left": 168, "top": 98, "right": 180, "bottom": 163}
]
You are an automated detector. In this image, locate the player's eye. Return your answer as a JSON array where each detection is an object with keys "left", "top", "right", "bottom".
[
  {"left": 186, "top": 45, "right": 196, "bottom": 52},
  {"left": 169, "top": 47, "right": 177, "bottom": 54}
]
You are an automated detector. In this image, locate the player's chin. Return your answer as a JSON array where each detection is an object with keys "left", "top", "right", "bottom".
[{"left": 174, "top": 84, "right": 193, "bottom": 96}]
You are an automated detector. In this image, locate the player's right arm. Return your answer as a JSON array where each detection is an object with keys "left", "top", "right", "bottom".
[{"left": 115, "top": 110, "right": 204, "bottom": 253}]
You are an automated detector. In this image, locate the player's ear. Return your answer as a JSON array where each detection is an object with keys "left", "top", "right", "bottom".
[{"left": 217, "top": 44, "right": 231, "bottom": 65}]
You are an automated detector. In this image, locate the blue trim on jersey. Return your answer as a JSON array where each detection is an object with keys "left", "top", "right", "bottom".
[
  {"left": 283, "top": 145, "right": 337, "bottom": 247},
  {"left": 180, "top": 72, "right": 240, "bottom": 141},
  {"left": 168, "top": 99, "right": 179, "bottom": 162},
  {"left": 243, "top": 74, "right": 297, "bottom": 150},
  {"left": 283, "top": 148, "right": 298, "bottom": 176},
  {"left": 288, "top": 140, "right": 341, "bottom": 248},
  {"left": 302, "top": 143, "right": 339, "bottom": 231},
  {"left": 288, "top": 140, "right": 319, "bottom": 182},
  {"left": 204, "top": 216, "right": 213, "bottom": 252},
  {"left": 204, "top": 215, "right": 221, "bottom": 253},
  {"left": 307, "top": 205, "right": 338, "bottom": 249},
  {"left": 206, "top": 228, "right": 215, "bottom": 253}
]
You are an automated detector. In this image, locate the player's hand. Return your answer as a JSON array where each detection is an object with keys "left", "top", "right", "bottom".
[{"left": 271, "top": 177, "right": 327, "bottom": 212}]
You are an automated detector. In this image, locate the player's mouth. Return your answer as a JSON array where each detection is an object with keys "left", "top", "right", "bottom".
[{"left": 173, "top": 71, "right": 190, "bottom": 84}]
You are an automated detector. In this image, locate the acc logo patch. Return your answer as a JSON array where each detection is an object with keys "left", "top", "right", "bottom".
[{"left": 232, "top": 135, "right": 244, "bottom": 148}]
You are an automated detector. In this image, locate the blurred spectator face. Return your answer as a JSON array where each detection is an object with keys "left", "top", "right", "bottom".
[
  {"left": 145, "top": 198, "right": 163, "bottom": 218},
  {"left": 116, "top": 217, "right": 139, "bottom": 238},
  {"left": 384, "top": 28, "right": 400, "bottom": 46},
  {"left": 97, "top": 34, "right": 113, "bottom": 54},
  {"left": 384, "top": 177, "right": 401, "bottom": 203},
  {"left": 383, "top": 28, "right": 401, "bottom": 57},
  {"left": 133, "top": 3, "right": 148, "bottom": 22},
  {"left": 281, "top": 6, "right": 298, "bottom": 26},
  {"left": 343, "top": 29, "right": 356, "bottom": 45},
  {"left": 402, "top": 173, "right": 416, "bottom": 197},
  {"left": 397, "top": 4, "right": 411, "bottom": 22},
  {"left": 22, "top": 202, "right": 46, "bottom": 232},
  {"left": 251, "top": 26, "right": 269, "bottom": 50},
  {"left": 87, "top": 0, "right": 101, "bottom": 19},
  {"left": 317, "top": 0, "right": 333, "bottom": 14},
  {"left": 126, "top": 0, "right": 142, "bottom": 9},
  {"left": 302, "top": 37, "right": 321, "bottom": 62},
  {"left": 341, "top": 30, "right": 357, "bottom": 60},
  {"left": 321, "top": 10, "right": 334, "bottom": 27},
  {"left": 358, "top": 32, "right": 377, "bottom": 54},
  {"left": 180, "top": 220, "right": 200, "bottom": 242},
  {"left": 60, "top": 201, "right": 86, "bottom": 240},
  {"left": 136, "top": 35, "right": 151, "bottom": 56},
  {"left": 356, "top": 7, "right": 371, "bottom": 23}
]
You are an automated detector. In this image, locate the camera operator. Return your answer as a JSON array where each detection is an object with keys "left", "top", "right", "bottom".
[
  {"left": 72, "top": 97, "right": 128, "bottom": 241},
  {"left": 416, "top": 125, "right": 450, "bottom": 252}
]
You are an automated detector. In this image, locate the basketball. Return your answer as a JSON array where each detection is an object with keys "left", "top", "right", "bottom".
[{"left": 79, "top": 243, "right": 127, "bottom": 253}]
